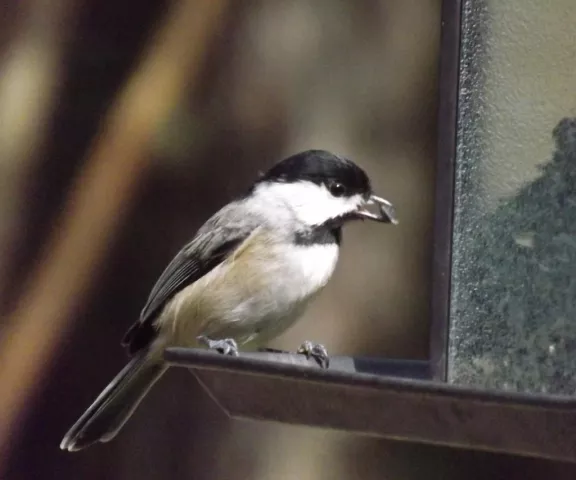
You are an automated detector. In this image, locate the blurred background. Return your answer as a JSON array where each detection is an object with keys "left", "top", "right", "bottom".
[{"left": 1, "top": 0, "right": 575, "bottom": 479}]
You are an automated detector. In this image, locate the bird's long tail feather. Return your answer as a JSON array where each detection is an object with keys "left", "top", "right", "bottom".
[{"left": 60, "top": 353, "right": 166, "bottom": 451}]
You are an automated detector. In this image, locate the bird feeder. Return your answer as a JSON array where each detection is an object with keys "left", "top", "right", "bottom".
[{"left": 165, "top": 0, "right": 576, "bottom": 463}]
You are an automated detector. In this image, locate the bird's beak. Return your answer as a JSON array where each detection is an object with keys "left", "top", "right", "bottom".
[{"left": 355, "top": 194, "right": 398, "bottom": 224}]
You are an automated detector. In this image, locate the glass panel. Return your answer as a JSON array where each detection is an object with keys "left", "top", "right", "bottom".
[{"left": 449, "top": 0, "right": 576, "bottom": 394}]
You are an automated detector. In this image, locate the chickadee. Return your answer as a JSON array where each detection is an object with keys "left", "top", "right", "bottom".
[{"left": 60, "top": 150, "right": 397, "bottom": 451}]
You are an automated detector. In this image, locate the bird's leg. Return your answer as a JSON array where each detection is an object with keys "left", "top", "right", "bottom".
[
  {"left": 297, "top": 341, "right": 330, "bottom": 369},
  {"left": 197, "top": 336, "right": 239, "bottom": 356}
]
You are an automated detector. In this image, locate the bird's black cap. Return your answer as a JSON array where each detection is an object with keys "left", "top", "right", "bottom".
[{"left": 258, "top": 150, "right": 372, "bottom": 196}]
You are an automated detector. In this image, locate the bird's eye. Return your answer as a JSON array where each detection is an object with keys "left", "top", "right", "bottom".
[{"left": 328, "top": 181, "right": 346, "bottom": 197}]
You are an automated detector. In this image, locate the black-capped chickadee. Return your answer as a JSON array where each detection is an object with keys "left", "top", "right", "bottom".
[{"left": 60, "top": 150, "right": 397, "bottom": 451}]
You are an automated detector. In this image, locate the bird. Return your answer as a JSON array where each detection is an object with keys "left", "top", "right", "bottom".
[{"left": 60, "top": 149, "right": 397, "bottom": 451}]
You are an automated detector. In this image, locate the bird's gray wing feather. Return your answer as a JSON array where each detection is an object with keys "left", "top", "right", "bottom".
[{"left": 122, "top": 203, "right": 259, "bottom": 354}]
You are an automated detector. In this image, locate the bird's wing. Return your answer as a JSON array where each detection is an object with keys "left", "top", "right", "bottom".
[{"left": 122, "top": 220, "right": 253, "bottom": 355}]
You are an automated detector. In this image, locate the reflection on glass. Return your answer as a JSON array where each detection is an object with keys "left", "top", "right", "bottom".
[{"left": 449, "top": 0, "right": 576, "bottom": 394}]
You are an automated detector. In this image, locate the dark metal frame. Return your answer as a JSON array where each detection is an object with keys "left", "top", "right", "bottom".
[
  {"left": 430, "top": 0, "right": 462, "bottom": 382},
  {"left": 165, "top": 348, "right": 576, "bottom": 463}
]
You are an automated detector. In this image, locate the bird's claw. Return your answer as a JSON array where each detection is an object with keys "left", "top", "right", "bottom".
[
  {"left": 297, "top": 341, "right": 330, "bottom": 369},
  {"left": 197, "top": 336, "right": 239, "bottom": 356}
]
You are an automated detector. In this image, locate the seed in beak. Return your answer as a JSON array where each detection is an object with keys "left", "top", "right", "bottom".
[{"left": 356, "top": 195, "right": 398, "bottom": 224}]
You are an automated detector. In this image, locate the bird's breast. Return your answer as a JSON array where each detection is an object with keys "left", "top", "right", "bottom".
[
  {"left": 161, "top": 233, "right": 339, "bottom": 347},
  {"left": 278, "top": 243, "right": 340, "bottom": 295}
]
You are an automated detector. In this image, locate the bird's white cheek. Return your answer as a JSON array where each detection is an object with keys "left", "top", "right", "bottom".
[
  {"left": 253, "top": 182, "right": 362, "bottom": 226},
  {"left": 297, "top": 194, "right": 361, "bottom": 226}
]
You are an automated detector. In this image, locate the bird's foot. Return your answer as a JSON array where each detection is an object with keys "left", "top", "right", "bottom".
[
  {"left": 297, "top": 341, "right": 330, "bottom": 369},
  {"left": 197, "top": 336, "right": 239, "bottom": 356}
]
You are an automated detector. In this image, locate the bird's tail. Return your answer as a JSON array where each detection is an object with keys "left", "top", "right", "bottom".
[{"left": 60, "top": 352, "right": 167, "bottom": 451}]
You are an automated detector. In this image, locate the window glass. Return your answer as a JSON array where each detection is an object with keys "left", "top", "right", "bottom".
[{"left": 449, "top": 0, "right": 576, "bottom": 394}]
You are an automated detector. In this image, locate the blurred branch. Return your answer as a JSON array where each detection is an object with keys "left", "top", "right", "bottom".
[
  {"left": 0, "top": 0, "right": 227, "bottom": 467},
  {"left": 0, "top": 0, "right": 76, "bottom": 311}
]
